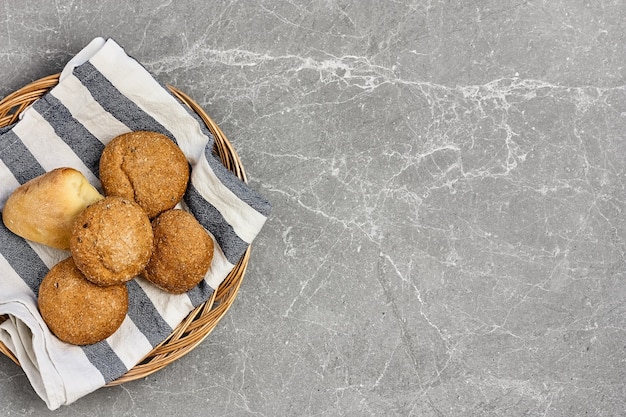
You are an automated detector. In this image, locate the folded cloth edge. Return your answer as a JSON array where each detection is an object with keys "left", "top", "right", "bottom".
[{"left": 59, "top": 37, "right": 107, "bottom": 82}]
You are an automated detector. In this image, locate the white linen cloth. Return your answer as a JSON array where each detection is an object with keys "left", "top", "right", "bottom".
[{"left": 0, "top": 37, "right": 271, "bottom": 410}]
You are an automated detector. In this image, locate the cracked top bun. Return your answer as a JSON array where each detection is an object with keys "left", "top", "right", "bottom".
[
  {"left": 70, "top": 196, "right": 153, "bottom": 286},
  {"left": 99, "top": 131, "right": 190, "bottom": 218}
]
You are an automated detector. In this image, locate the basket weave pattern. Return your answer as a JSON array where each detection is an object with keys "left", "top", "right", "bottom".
[{"left": 0, "top": 74, "right": 250, "bottom": 385}]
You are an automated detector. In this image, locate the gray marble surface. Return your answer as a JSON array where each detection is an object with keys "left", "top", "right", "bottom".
[{"left": 1, "top": 1, "right": 625, "bottom": 416}]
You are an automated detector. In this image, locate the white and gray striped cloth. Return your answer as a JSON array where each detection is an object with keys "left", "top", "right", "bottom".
[{"left": 0, "top": 38, "right": 271, "bottom": 410}]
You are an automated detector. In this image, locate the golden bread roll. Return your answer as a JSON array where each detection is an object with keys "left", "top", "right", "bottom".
[
  {"left": 99, "top": 131, "right": 190, "bottom": 218},
  {"left": 70, "top": 196, "right": 153, "bottom": 286},
  {"left": 2, "top": 167, "right": 103, "bottom": 249},
  {"left": 38, "top": 257, "right": 128, "bottom": 345},
  {"left": 142, "top": 209, "right": 214, "bottom": 294}
]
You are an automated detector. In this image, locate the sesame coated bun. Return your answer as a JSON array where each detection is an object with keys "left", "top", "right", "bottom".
[
  {"left": 70, "top": 196, "right": 153, "bottom": 286},
  {"left": 38, "top": 257, "right": 128, "bottom": 345},
  {"left": 142, "top": 209, "right": 214, "bottom": 294}
]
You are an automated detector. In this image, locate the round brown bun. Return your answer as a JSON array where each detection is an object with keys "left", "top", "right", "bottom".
[
  {"left": 99, "top": 131, "right": 190, "bottom": 218},
  {"left": 142, "top": 209, "right": 214, "bottom": 294},
  {"left": 38, "top": 257, "right": 128, "bottom": 345},
  {"left": 70, "top": 196, "right": 153, "bottom": 286}
]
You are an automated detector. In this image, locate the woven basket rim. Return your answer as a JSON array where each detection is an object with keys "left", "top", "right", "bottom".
[{"left": 0, "top": 73, "right": 250, "bottom": 385}]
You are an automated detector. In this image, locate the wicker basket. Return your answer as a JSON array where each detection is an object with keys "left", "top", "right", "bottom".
[{"left": 0, "top": 74, "right": 250, "bottom": 385}]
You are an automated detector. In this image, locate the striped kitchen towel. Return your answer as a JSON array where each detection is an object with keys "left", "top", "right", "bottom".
[{"left": 0, "top": 37, "right": 271, "bottom": 410}]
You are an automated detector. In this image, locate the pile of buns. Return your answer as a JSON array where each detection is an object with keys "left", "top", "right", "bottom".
[{"left": 2, "top": 131, "right": 214, "bottom": 345}]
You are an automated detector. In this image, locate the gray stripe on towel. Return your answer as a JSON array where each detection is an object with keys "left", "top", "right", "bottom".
[
  {"left": 0, "top": 130, "right": 46, "bottom": 184},
  {"left": 186, "top": 280, "right": 215, "bottom": 308},
  {"left": 31, "top": 94, "right": 105, "bottom": 177},
  {"left": 0, "top": 213, "right": 49, "bottom": 296},
  {"left": 203, "top": 147, "right": 272, "bottom": 217},
  {"left": 81, "top": 341, "right": 128, "bottom": 383},
  {"left": 125, "top": 279, "right": 173, "bottom": 347},
  {"left": 72, "top": 62, "right": 174, "bottom": 142},
  {"left": 184, "top": 184, "right": 249, "bottom": 265}
]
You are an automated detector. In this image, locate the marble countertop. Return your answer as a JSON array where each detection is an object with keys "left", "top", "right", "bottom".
[{"left": 1, "top": 1, "right": 625, "bottom": 416}]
